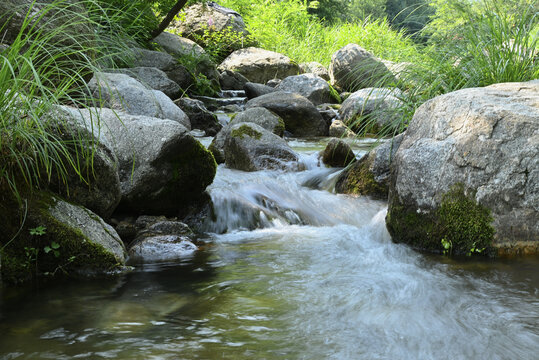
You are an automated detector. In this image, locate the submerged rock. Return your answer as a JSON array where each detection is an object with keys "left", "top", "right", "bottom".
[
  {"left": 386, "top": 81, "right": 539, "bottom": 256},
  {"left": 224, "top": 122, "right": 299, "bottom": 171}
]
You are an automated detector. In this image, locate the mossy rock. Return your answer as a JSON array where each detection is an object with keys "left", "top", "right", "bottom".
[
  {"left": 335, "top": 156, "right": 387, "bottom": 199},
  {"left": 386, "top": 184, "right": 495, "bottom": 256},
  {"left": 0, "top": 191, "right": 126, "bottom": 284},
  {"left": 230, "top": 124, "right": 262, "bottom": 140}
]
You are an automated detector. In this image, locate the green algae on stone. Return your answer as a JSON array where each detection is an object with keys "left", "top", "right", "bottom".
[
  {"left": 230, "top": 124, "right": 262, "bottom": 140},
  {"left": 386, "top": 183, "right": 495, "bottom": 256},
  {"left": 335, "top": 157, "right": 387, "bottom": 199}
]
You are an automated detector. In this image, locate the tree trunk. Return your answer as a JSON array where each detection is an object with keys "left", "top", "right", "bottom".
[{"left": 150, "top": 0, "right": 189, "bottom": 40}]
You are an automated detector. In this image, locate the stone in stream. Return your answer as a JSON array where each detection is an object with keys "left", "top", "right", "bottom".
[
  {"left": 245, "top": 91, "right": 328, "bottom": 137},
  {"left": 87, "top": 72, "right": 191, "bottom": 130},
  {"left": 219, "top": 70, "right": 249, "bottom": 90},
  {"left": 299, "top": 62, "right": 330, "bottom": 81},
  {"left": 329, "top": 120, "right": 357, "bottom": 138},
  {"left": 224, "top": 122, "right": 300, "bottom": 171},
  {"left": 386, "top": 80, "right": 539, "bottom": 256},
  {"left": 321, "top": 138, "right": 356, "bottom": 168},
  {"left": 243, "top": 82, "right": 276, "bottom": 100},
  {"left": 209, "top": 107, "right": 285, "bottom": 164},
  {"left": 61, "top": 107, "right": 216, "bottom": 216},
  {"left": 218, "top": 47, "right": 300, "bottom": 84},
  {"left": 335, "top": 134, "right": 404, "bottom": 199},
  {"left": 276, "top": 73, "right": 333, "bottom": 106},
  {"left": 190, "top": 95, "right": 246, "bottom": 112},
  {"left": 174, "top": 98, "right": 222, "bottom": 136},
  {"left": 329, "top": 44, "right": 396, "bottom": 91},
  {"left": 0, "top": 191, "right": 127, "bottom": 283}
]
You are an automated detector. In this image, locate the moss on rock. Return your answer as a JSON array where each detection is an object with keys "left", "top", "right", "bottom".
[
  {"left": 335, "top": 157, "right": 387, "bottom": 199},
  {"left": 230, "top": 124, "right": 262, "bottom": 140},
  {"left": 386, "top": 183, "right": 495, "bottom": 256}
]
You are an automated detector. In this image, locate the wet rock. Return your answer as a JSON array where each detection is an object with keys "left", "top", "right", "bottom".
[
  {"left": 174, "top": 98, "right": 222, "bottom": 136},
  {"left": 329, "top": 44, "right": 395, "bottom": 91},
  {"left": 87, "top": 72, "right": 191, "bottom": 129},
  {"left": 224, "top": 122, "right": 299, "bottom": 171},
  {"left": 336, "top": 134, "right": 403, "bottom": 198},
  {"left": 321, "top": 139, "right": 356, "bottom": 167},
  {"left": 245, "top": 91, "right": 328, "bottom": 137},
  {"left": 243, "top": 82, "right": 276, "bottom": 100},
  {"left": 317, "top": 104, "right": 340, "bottom": 126},
  {"left": 340, "top": 87, "right": 403, "bottom": 133},
  {"left": 386, "top": 81, "right": 539, "bottom": 255},
  {"left": 230, "top": 107, "right": 285, "bottom": 136},
  {"left": 276, "top": 73, "right": 332, "bottom": 105},
  {"left": 219, "top": 47, "right": 300, "bottom": 84},
  {"left": 109, "top": 67, "right": 181, "bottom": 99}
]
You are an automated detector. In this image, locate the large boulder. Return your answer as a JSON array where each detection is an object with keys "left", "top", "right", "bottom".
[
  {"left": 340, "top": 87, "right": 403, "bottom": 133},
  {"left": 0, "top": 191, "right": 126, "bottom": 284},
  {"left": 169, "top": 2, "right": 248, "bottom": 41},
  {"left": 224, "top": 123, "right": 299, "bottom": 171},
  {"left": 174, "top": 98, "right": 222, "bottom": 136},
  {"left": 209, "top": 107, "right": 286, "bottom": 164},
  {"left": 132, "top": 47, "right": 194, "bottom": 90},
  {"left": 321, "top": 139, "right": 356, "bottom": 167},
  {"left": 48, "top": 106, "right": 121, "bottom": 219},
  {"left": 63, "top": 107, "right": 217, "bottom": 215},
  {"left": 245, "top": 91, "right": 328, "bottom": 137},
  {"left": 299, "top": 62, "right": 330, "bottom": 81},
  {"left": 386, "top": 81, "right": 539, "bottom": 256},
  {"left": 87, "top": 72, "right": 191, "bottom": 130},
  {"left": 218, "top": 47, "right": 300, "bottom": 84},
  {"left": 336, "top": 134, "right": 404, "bottom": 199},
  {"left": 110, "top": 67, "right": 181, "bottom": 99},
  {"left": 276, "top": 74, "right": 333, "bottom": 105},
  {"left": 329, "top": 44, "right": 395, "bottom": 91}
]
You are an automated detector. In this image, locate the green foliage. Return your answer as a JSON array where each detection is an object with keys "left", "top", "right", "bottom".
[
  {"left": 230, "top": 125, "right": 262, "bottom": 140},
  {"left": 190, "top": 25, "right": 257, "bottom": 63},
  {"left": 29, "top": 226, "right": 47, "bottom": 236}
]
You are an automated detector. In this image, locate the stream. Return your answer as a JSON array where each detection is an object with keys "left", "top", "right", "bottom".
[{"left": 0, "top": 138, "right": 538, "bottom": 359}]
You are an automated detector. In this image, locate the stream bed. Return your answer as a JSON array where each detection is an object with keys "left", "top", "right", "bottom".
[{"left": 1, "top": 138, "right": 538, "bottom": 359}]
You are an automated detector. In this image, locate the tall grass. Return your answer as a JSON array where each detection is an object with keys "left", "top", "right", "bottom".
[{"left": 0, "top": 0, "right": 143, "bottom": 201}]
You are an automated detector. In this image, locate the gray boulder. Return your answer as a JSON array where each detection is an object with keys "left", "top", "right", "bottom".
[
  {"left": 329, "top": 44, "right": 395, "bottom": 91},
  {"left": 110, "top": 67, "right": 181, "bottom": 99},
  {"left": 0, "top": 191, "right": 127, "bottom": 283},
  {"left": 386, "top": 81, "right": 539, "bottom": 256},
  {"left": 244, "top": 82, "right": 276, "bottom": 99},
  {"left": 224, "top": 123, "right": 299, "bottom": 171},
  {"left": 219, "top": 47, "right": 300, "bottom": 84},
  {"left": 174, "top": 98, "right": 222, "bottom": 136},
  {"left": 321, "top": 139, "right": 356, "bottom": 167},
  {"left": 219, "top": 70, "right": 249, "bottom": 90},
  {"left": 128, "top": 220, "right": 197, "bottom": 263},
  {"left": 87, "top": 72, "right": 191, "bottom": 129},
  {"left": 329, "top": 120, "right": 356, "bottom": 138},
  {"left": 276, "top": 74, "right": 332, "bottom": 105},
  {"left": 169, "top": 2, "right": 248, "bottom": 41},
  {"left": 64, "top": 107, "right": 217, "bottom": 215},
  {"left": 49, "top": 106, "right": 121, "bottom": 219},
  {"left": 299, "top": 62, "right": 330, "bottom": 81},
  {"left": 340, "top": 87, "right": 403, "bottom": 133},
  {"left": 132, "top": 47, "right": 194, "bottom": 90},
  {"left": 336, "top": 134, "right": 403, "bottom": 198},
  {"left": 209, "top": 107, "right": 285, "bottom": 164},
  {"left": 245, "top": 91, "right": 328, "bottom": 137}
]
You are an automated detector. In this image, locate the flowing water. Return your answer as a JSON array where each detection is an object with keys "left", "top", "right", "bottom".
[{"left": 0, "top": 139, "right": 538, "bottom": 360}]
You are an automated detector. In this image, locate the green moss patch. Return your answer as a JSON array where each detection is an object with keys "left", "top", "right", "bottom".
[
  {"left": 230, "top": 125, "right": 262, "bottom": 140},
  {"left": 386, "top": 183, "right": 495, "bottom": 256},
  {"left": 335, "top": 158, "right": 387, "bottom": 199}
]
